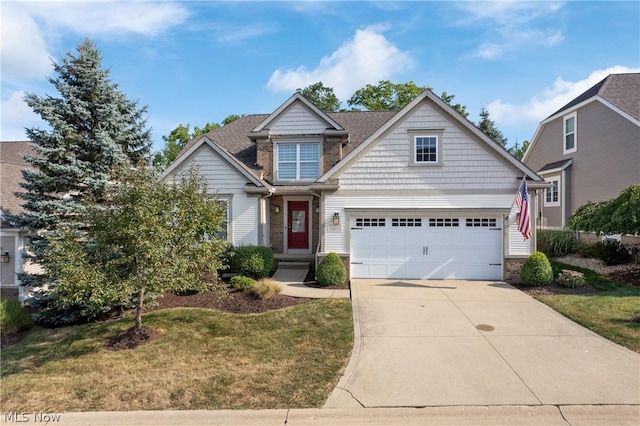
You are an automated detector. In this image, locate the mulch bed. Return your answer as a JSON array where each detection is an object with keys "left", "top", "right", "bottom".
[
  {"left": 608, "top": 268, "right": 640, "bottom": 287},
  {"left": 105, "top": 325, "right": 164, "bottom": 351},
  {"left": 154, "top": 288, "right": 313, "bottom": 314},
  {"left": 514, "top": 282, "right": 598, "bottom": 296}
]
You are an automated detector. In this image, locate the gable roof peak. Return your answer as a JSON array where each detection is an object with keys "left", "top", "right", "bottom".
[{"left": 252, "top": 92, "right": 344, "bottom": 133}]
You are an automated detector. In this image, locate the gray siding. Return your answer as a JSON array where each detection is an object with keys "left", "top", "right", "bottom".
[
  {"left": 526, "top": 101, "right": 640, "bottom": 226},
  {"left": 0, "top": 236, "right": 15, "bottom": 286},
  {"left": 339, "top": 103, "right": 517, "bottom": 190},
  {"left": 270, "top": 103, "right": 328, "bottom": 135}
]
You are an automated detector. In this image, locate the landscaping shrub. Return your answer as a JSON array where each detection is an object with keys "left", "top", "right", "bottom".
[
  {"left": 577, "top": 240, "right": 631, "bottom": 265},
  {"left": 0, "top": 299, "right": 34, "bottom": 335},
  {"left": 316, "top": 252, "right": 347, "bottom": 287},
  {"left": 556, "top": 269, "right": 586, "bottom": 288},
  {"left": 537, "top": 229, "right": 576, "bottom": 258},
  {"left": 252, "top": 279, "right": 281, "bottom": 300},
  {"left": 520, "top": 251, "right": 553, "bottom": 286},
  {"left": 233, "top": 245, "right": 274, "bottom": 279},
  {"left": 229, "top": 275, "right": 255, "bottom": 290}
]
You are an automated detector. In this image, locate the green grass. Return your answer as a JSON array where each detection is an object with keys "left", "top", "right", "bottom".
[
  {"left": 533, "top": 261, "right": 640, "bottom": 353},
  {"left": 0, "top": 299, "right": 353, "bottom": 412}
]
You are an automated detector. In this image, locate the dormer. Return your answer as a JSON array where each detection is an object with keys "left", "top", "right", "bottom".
[{"left": 249, "top": 93, "right": 348, "bottom": 183}]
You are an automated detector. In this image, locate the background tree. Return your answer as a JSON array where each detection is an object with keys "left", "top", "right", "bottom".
[
  {"left": 477, "top": 108, "right": 507, "bottom": 148},
  {"left": 11, "top": 39, "right": 151, "bottom": 288},
  {"left": 509, "top": 140, "right": 530, "bottom": 160},
  {"left": 300, "top": 82, "right": 341, "bottom": 112},
  {"left": 440, "top": 91, "right": 469, "bottom": 118},
  {"left": 153, "top": 115, "right": 242, "bottom": 169},
  {"left": 45, "top": 166, "right": 228, "bottom": 330},
  {"left": 347, "top": 80, "right": 427, "bottom": 111},
  {"left": 568, "top": 184, "right": 640, "bottom": 235}
]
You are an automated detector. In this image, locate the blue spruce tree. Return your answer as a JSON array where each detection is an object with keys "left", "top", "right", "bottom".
[{"left": 11, "top": 39, "right": 151, "bottom": 289}]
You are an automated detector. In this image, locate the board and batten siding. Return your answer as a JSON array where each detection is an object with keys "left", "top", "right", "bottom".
[
  {"left": 338, "top": 103, "right": 516, "bottom": 191},
  {"left": 269, "top": 103, "right": 328, "bottom": 135},
  {"left": 166, "top": 144, "right": 259, "bottom": 246}
]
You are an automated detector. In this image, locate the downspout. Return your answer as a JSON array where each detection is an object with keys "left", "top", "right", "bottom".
[
  {"left": 259, "top": 188, "right": 276, "bottom": 247},
  {"left": 310, "top": 189, "right": 321, "bottom": 272}
]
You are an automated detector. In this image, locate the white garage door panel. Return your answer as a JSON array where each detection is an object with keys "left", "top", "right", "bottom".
[{"left": 350, "top": 216, "right": 502, "bottom": 280}]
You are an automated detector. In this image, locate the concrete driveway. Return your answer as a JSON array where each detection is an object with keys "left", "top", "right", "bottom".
[{"left": 324, "top": 279, "right": 640, "bottom": 408}]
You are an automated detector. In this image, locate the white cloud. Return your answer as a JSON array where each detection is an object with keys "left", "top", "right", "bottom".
[
  {"left": 0, "top": 91, "right": 46, "bottom": 141},
  {"left": 214, "top": 23, "right": 280, "bottom": 44},
  {"left": 27, "top": 2, "right": 190, "bottom": 37},
  {"left": 267, "top": 25, "right": 414, "bottom": 99},
  {"left": 0, "top": 1, "right": 190, "bottom": 84},
  {"left": 454, "top": 1, "right": 565, "bottom": 60},
  {"left": 1, "top": 4, "right": 53, "bottom": 83},
  {"left": 487, "top": 66, "right": 640, "bottom": 126}
]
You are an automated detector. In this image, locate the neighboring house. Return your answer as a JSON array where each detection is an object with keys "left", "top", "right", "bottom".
[
  {"left": 0, "top": 142, "right": 41, "bottom": 296},
  {"left": 162, "top": 90, "right": 547, "bottom": 281},
  {"left": 523, "top": 73, "right": 640, "bottom": 229}
]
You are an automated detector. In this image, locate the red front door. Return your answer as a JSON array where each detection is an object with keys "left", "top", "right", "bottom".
[{"left": 287, "top": 201, "right": 309, "bottom": 250}]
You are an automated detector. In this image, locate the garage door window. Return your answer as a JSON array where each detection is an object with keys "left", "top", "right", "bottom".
[
  {"left": 392, "top": 218, "right": 422, "bottom": 227},
  {"left": 429, "top": 218, "right": 459, "bottom": 227},
  {"left": 466, "top": 218, "right": 497, "bottom": 227},
  {"left": 355, "top": 218, "right": 386, "bottom": 227}
]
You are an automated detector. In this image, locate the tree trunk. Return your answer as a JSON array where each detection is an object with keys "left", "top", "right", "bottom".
[{"left": 135, "top": 288, "right": 144, "bottom": 330}]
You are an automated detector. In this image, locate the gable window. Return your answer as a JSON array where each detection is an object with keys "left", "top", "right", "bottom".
[
  {"left": 563, "top": 113, "right": 577, "bottom": 154},
  {"left": 276, "top": 143, "right": 320, "bottom": 180},
  {"left": 408, "top": 129, "right": 444, "bottom": 166},
  {"left": 544, "top": 178, "right": 560, "bottom": 207}
]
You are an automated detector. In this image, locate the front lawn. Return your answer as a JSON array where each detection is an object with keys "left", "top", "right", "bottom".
[
  {"left": 525, "top": 261, "right": 640, "bottom": 353},
  {"left": 0, "top": 299, "right": 353, "bottom": 412}
]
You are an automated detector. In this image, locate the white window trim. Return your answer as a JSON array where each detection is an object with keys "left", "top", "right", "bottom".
[
  {"left": 209, "top": 195, "right": 232, "bottom": 242},
  {"left": 274, "top": 141, "right": 322, "bottom": 182},
  {"left": 544, "top": 178, "right": 560, "bottom": 207},
  {"left": 563, "top": 112, "right": 577, "bottom": 154},
  {"left": 408, "top": 129, "right": 444, "bottom": 167}
]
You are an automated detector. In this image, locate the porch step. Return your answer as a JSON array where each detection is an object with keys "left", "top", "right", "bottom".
[{"left": 276, "top": 261, "right": 310, "bottom": 269}]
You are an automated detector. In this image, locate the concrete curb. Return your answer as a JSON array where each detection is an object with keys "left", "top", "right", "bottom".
[
  {"left": 28, "top": 405, "right": 640, "bottom": 426},
  {"left": 323, "top": 277, "right": 363, "bottom": 408}
]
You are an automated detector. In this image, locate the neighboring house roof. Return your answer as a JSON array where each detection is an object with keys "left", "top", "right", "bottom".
[
  {"left": 1, "top": 142, "right": 33, "bottom": 223},
  {"left": 548, "top": 73, "right": 640, "bottom": 121},
  {"left": 538, "top": 159, "right": 573, "bottom": 173},
  {"left": 524, "top": 73, "right": 640, "bottom": 163}
]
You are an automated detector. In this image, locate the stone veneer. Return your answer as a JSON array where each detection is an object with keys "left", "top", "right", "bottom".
[{"left": 504, "top": 257, "right": 527, "bottom": 284}]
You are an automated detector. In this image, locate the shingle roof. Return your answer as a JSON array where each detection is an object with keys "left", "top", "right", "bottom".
[
  {"left": 1, "top": 141, "right": 34, "bottom": 219},
  {"left": 549, "top": 73, "right": 640, "bottom": 120},
  {"left": 538, "top": 159, "right": 572, "bottom": 173},
  {"left": 174, "top": 110, "right": 397, "bottom": 170}
]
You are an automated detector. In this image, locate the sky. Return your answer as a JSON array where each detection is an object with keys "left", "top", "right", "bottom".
[{"left": 2, "top": 0, "right": 639, "bottom": 154}]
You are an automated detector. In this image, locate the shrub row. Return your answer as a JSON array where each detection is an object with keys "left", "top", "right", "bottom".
[{"left": 537, "top": 230, "right": 576, "bottom": 258}]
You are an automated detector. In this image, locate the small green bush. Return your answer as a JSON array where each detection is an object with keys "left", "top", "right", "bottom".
[
  {"left": 316, "top": 253, "right": 347, "bottom": 287},
  {"left": 520, "top": 251, "right": 553, "bottom": 286},
  {"left": 576, "top": 240, "right": 631, "bottom": 265},
  {"left": 0, "top": 299, "right": 34, "bottom": 335},
  {"left": 252, "top": 279, "right": 282, "bottom": 300},
  {"left": 233, "top": 245, "right": 274, "bottom": 279},
  {"left": 557, "top": 270, "right": 586, "bottom": 288},
  {"left": 537, "top": 230, "right": 576, "bottom": 258},
  {"left": 229, "top": 275, "right": 255, "bottom": 290}
]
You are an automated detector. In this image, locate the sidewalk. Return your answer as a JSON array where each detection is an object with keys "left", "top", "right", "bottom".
[
  {"left": 271, "top": 263, "right": 350, "bottom": 299},
  {"left": 31, "top": 405, "right": 640, "bottom": 426}
]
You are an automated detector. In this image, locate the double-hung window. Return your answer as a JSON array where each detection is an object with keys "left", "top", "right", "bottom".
[
  {"left": 544, "top": 179, "right": 560, "bottom": 207},
  {"left": 277, "top": 143, "right": 320, "bottom": 180},
  {"left": 409, "top": 129, "right": 444, "bottom": 166},
  {"left": 563, "top": 113, "right": 577, "bottom": 154}
]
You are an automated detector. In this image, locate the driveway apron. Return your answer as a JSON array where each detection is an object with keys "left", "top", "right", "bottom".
[{"left": 324, "top": 279, "right": 640, "bottom": 408}]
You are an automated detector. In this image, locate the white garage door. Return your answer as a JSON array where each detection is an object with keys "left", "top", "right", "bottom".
[{"left": 350, "top": 216, "right": 503, "bottom": 280}]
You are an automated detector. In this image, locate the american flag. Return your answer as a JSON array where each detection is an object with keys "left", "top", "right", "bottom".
[{"left": 515, "top": 179, "right": 531, "bottom": 240}]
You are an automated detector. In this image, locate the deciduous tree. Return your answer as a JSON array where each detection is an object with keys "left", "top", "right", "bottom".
[
  {"left": 568, "top": 184, "right": 640, "bottom": 235},
  {"left": 300, "top": 82, "right": 341, "bottom": 112},
  {"left": 347, "top": 80, "right": 427, "bottom": 111}
]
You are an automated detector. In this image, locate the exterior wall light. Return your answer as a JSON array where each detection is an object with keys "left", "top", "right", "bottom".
[
  {"left": 0, "top": 251, "right": 9, "bottom": 263},
  {"left": 274, "top": 206, "right": 280, "bottom": 213},
  {"left": 333, "top": 212, "right": 340, "bottom": 225},
  {"left": 515, "top": 212, "right": 521, "bottom": 225}
]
